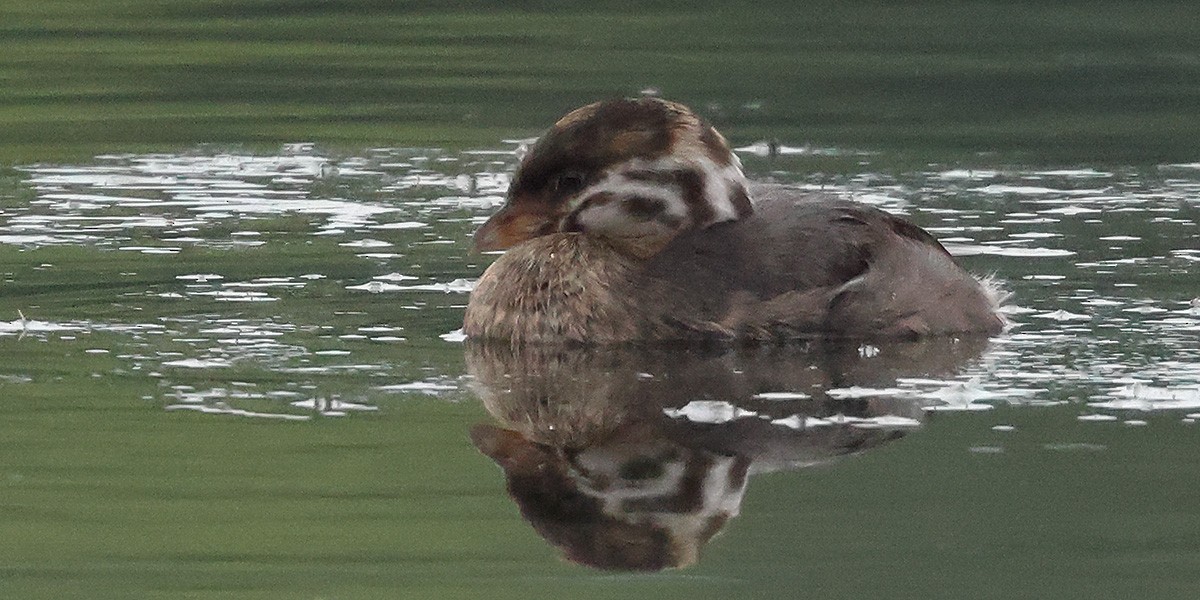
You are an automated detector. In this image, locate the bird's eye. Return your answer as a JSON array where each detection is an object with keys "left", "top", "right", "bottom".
[{"left": 553, "top": 171, "right": 586, "bottom": 195}]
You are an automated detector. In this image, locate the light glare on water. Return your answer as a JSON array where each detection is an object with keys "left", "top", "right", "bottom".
[
  {"left": 8, "top": 145, "right": 1197, "bottom": 418},
  {"left": 9, "top": 146, "right": 1200, "bottom": 412},
  {"left": 0, "top": 143, "right": 1198, "bottom": 595}
]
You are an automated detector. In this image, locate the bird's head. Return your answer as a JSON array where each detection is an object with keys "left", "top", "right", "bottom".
[{"left": 474, "top": 98, "right": 751, "bottom": 259}]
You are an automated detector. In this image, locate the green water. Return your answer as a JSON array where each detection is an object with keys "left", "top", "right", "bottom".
[
  {"left": 2, "top": 2, "right": 1200, "bottom": 599},
  {"left": 3, "top": 1, "right": 1200, "bottom": 163}
]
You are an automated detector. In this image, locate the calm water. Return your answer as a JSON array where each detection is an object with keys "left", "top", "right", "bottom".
[{"left": 1, "top": 142, "right": 1198, "bottom": 598}]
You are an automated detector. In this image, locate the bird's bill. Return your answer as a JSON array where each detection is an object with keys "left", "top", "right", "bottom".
[{"left": 472, "top": 200, "right": 556, "bottom": 252}]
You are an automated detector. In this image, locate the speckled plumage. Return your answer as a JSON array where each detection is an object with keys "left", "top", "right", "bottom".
[
  {"left": 465, "top": 98, "right": 1006, "bottom": 344},
  {"left": 465, "top": 186, "right": 1005, "bottom": 344},
  {"left": 465, "top": 234, "right": 655, "bottom": 343}
]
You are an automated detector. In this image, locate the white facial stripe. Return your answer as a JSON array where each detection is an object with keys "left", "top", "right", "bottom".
[
  {"left": 730, "top": 151, "right": 744, "bottom": 170},
  {"left": 694, "top": 158, "right": 736, "bottom": 223},
  {"left": 627, "top": 154, "right": 747, "bottom": 226},
  {"left": 582, "top": 452, "right": 746, "bottom": 529},
  {"left": 568, "top": 171, "right": 686, "bottom": 221},
  {"left": 562, "top": 150, "right": 749, "bottom": 243},
  {"left": 574, "top": 202, "right": 659, "bottom": 237},
  {"left": 604, "top": 180, "right": 685, "bottom": 216}
]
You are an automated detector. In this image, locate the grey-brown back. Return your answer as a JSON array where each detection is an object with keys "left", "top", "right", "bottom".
[{"left": 641, "top": 185, "right": 1004, "bottom": 338}]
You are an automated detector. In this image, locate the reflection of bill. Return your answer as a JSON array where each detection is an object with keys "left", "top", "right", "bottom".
[{"left": 467, "top": 337, "right": 989, "bottom": 571}]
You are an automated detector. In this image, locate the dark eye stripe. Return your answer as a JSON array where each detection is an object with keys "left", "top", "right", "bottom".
[
  {"left": 671, "top": 168, "right": 712, "bottom": 225},
  {"left": 621, "top": 167, "right": 712, "bottom": 225},
  {"left": 623, "top": 195, "right": 666, "bottom": 220},
  {"left": 623, "top": 169, "right": 678, "bottom": 186}
]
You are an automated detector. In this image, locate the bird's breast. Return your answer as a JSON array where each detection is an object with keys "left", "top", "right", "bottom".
[{"left": 464, "top": 234, "right": 651, "bottom": 344}]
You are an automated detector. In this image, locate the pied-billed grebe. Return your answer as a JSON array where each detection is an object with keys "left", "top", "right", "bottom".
[{"left": 464, "top": 98, "right": 1005, "bottom": 343}]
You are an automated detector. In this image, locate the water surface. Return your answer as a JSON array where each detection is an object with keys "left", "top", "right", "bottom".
[{"left": 1, "top": 142, "right": 1198, "bottom": 598}]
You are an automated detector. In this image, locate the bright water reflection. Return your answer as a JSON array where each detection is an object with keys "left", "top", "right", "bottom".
[
  {"left": 1, "top": 143, "right": 1199, "bottom": 595},
  {"left": 3, "top": 145, "right": 1197, "bottom": 421}
]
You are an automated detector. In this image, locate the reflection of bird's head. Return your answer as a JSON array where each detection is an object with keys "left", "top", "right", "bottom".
[
  {"left": 465, "top": 339, "right": 992, "bottom": 570},
  {"left": 474, "top": 98, "right": 751, "bottom": 259},
  {"left": 470, "top": 424, "right": 745, "bottom": 571}
]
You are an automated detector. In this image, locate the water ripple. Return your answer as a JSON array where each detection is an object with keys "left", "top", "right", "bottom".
[{"left": 3, "top": 145, "right": 1197, "bottom": 423}]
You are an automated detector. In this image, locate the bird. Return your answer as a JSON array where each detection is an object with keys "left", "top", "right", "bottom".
[{"left": 464, "top": 97, "right": 1006, "bottom": 344}]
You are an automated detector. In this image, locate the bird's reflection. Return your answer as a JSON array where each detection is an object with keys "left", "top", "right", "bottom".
[{"left": 467, "top": 337, "right": 989, "bottom": 571}]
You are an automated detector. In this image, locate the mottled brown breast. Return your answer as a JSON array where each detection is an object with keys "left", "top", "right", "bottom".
[{"left": 464, "top": 234, "right": 649, "bottom": 344}]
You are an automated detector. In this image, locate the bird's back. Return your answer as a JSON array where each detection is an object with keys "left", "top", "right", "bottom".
[{"left": 643, "top": 186, "right": 1005, "bottom": 338}]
